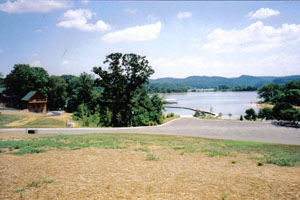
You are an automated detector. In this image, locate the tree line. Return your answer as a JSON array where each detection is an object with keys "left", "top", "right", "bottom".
[
  {"left": 0, "top": 53, "right": 164, "bottom": 127},
  {"left": 243, "top": 81, "right": 300, "bottom": 123},
  {"left": 215, "top": 85, "right": 257, "bottom": 91}
]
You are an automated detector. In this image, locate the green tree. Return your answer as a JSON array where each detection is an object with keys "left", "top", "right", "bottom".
[
  {"left": 284, "top": 89, "right": 300, "bottom": 106},
  {"left": 0, "top": 72, "right": 4, "bottom": 87},
  {"left": 93, "top": 53, "right": 156, "bottom": 127},
  {"left": 279, "top": 109, "right": 299, "bottom": 122},
  {"left": 272, "top": 102, "right": 299, "bottom": 121},
  {"left": 66, "top": 72, "right": 95, "bottom": 112},
  {"left": 244, "top": 108, "right": 257, "bottom": 121},
  {"left": 47, "top": 76, "right": 67, "bottom": 110},
  {"left": 258, "top": 108, "right": 273, "bottom": 120},
  {"left": 4, "top": 64, "right": 49, "bottom": 107},
  {"left": 258, "top": 83, "right": 281, "bottom": 103}
]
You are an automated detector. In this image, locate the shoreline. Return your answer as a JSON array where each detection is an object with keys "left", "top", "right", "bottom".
[{"left": 154, "top": 90, "right": 258, "bottom": 95}]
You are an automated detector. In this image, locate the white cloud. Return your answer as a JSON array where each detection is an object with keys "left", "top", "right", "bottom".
[
  {"left": 0, "top": 0, "right": 71, "bottom": 14},
  {"left": 177, "top": 11, "right": 192, "bottom": 19},
  {"left": 35, "top": 26, "right": 48, "bottom": 33},
  {"left": 62, "top": 60, "right": 70, "bottom": 65},
  {"left": 81, "top": 0, "right": 90, "bottom": 5},
  {"left": 124, "top": 8, "right": 136, "bottom": 14},
  {"left": 57, "top": 9, "right": 111, "bottom": 32},
  {"left": 244, "top": 53, "right": 300, "bottom": 76},
  {"left": 150, "top": 53, "right": 300, "bottom": 79},
  {"left": 256, "top": 53, "right": 300, "bottom": 68},
  {"left": 30, "top": 60, "right": 41, "bottom": 66},
  {"left": 149, "top": 57, "right": 238, "bottom": 78},
  {"left": 248, "top": 8, "right": 280, "bottom": 19},
  {"left": 202, "top": 21, "right": 300, "bottom": 53},
  {"left": 102, "top": 21, "right": 162, "bottom": 43},
  {"left": 147, "top": 15, "right": 159, "bottom": 23}
]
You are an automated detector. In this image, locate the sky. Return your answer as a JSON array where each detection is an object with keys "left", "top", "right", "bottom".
[{"left": 0, "top": 0, "right": 300, "bottom": 79}]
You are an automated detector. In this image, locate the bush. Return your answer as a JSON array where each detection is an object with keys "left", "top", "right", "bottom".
[
  {"left": 272, "top": 102, "right": 299, "bottom": 121},
  {"left": 194, "top": 110, "right": 205, "bottom": 117},
  {"left": 166, "top": 113, "right": 174, "bottom": 118},
  {"left": 244, "top": 108, "right": 257, "bottom": 121},
  {"left": 257, "top": 161, "right": 263, "bottom": 166},
  {"left": 258, "top": 108, "right": 273, "bottom": 120}
]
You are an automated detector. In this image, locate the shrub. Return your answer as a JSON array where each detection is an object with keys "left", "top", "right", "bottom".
[
  {"left": 257, "top": 161, "right": 263, "bottom": 166},
  {"left": 194, "top": 110, "right": 205, "bottom": 117},
  {"left": 273, "top": 102, "right": 299, "bottom": 121},
  {"left": 244, "top": 108, "right": 257, "bottom": 121},
  {"left": 258, "top": 108, "right": 273, "bottom": 120},
  {"left": 239, "top": 115, "right": 243, "bottom": 121},
  {"left": 166, "top": 113, "right": 174, "bottom": 118}
]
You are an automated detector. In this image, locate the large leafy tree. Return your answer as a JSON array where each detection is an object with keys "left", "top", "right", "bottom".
[
  {"left": 4, "top": 64, "right": 50, "bottom": 107},
  {"left": 47, "top": 76, "right": 67, "bottom": 110},
  {"left": 244, "top": 108, "right": 257, "bottom": 121},
  {"left": 272, "top": 102, "right": 299, "bottom": 121},
  {"left": 0, "top": 72, "right": 4, "bottom": 87},
  {"left": 257, "top": 82, "right": 281, "bottom": 103},
  {"left": 258, "top": 108, "right": 273, "bottom": 120},
  {"left": 93, "top": 53, "right": 156, "bottom": 127},
  {"left": 66, "top": 72, "right": 95, "bottom": 112}
]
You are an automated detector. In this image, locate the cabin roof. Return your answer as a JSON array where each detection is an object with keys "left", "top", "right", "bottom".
[
  {"left": 0, "top": 87, "right": 6, "bottom": 93},
  {"left": 21, "top": 91, "right": 38, "bottom": 101}
]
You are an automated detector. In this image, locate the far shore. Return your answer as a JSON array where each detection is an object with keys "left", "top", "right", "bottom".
[{"left": 154, "top": 90, "right": 258, "bottom": 95}]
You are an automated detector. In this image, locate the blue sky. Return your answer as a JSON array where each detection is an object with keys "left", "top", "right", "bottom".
[{"left": 0, "top": 0, "right": 300, "bottom": 79}]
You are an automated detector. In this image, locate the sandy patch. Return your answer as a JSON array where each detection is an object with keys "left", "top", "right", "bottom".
[
  {"left": 0, "top": 110, "right": 46, "bottom": 117},
  {"left": 1, "top": 111, "right": 75, "bottom": 127},
  {"left": 5, "top": 116, "right": 36, "bottom": 127},
  {"left": 1, "top": 148, "right": 299, "bottom": 200}
]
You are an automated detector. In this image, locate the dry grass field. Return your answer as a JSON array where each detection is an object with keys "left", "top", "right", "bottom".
[
  {"left": 1, "top": 132, "right": 300, "bottom": 200},
  {"left": 0, "top": 110, "right": 177, "bottom": 128}
]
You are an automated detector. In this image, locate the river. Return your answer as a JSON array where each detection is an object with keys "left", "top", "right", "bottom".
[{"left": 160, "top": 91, "right": 260, "bottom": 118}]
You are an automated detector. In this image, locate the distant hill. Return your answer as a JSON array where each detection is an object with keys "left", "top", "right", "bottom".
[{"left": 149, "top": 75, "right": 300, "bottom": 89}]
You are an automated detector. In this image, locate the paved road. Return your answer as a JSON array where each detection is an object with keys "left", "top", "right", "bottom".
[{"left": 1, "top": 117, "right": 300, "bottom": 145}]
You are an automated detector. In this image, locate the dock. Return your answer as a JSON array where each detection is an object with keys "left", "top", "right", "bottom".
[{"left": 164, "top": 106, "right": 216, "bottom": 116}]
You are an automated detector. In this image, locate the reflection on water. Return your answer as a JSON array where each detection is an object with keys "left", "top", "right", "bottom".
[{"left": 161, "top": 91, "right": 260, "bottom": 118}]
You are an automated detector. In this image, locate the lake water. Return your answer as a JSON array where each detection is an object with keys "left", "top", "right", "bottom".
[{"left": 160, "top": 91, "right": 260, "bottom": 118}]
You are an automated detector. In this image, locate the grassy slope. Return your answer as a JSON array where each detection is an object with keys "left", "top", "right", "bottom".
[
  {"left": 0, "top": 114, "right": 25, "bottom": 128},
  {"left": 24, "top": 118, "right": 65, "bottom": 128},
  {"left": 0, "top": 113, "right": 68, "bottom": 128},
  {"left": 0, "top": 133, "right": 299, "bottom": 167}
]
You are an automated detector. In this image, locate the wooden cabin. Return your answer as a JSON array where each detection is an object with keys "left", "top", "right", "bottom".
[{"left": 21, "top": 91, "right": 47, "bottom": 113}]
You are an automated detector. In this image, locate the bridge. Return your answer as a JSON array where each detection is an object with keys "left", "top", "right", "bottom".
[{"left": 164, "top": 106, "right": 216, "bottom": 116}]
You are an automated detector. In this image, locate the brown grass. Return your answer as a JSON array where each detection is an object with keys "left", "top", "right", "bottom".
[
  {"left": 1, "top": 144, "right": 300, "bottom": 199},
  {"left": 163, "top": 115, "right": 180, "bottom": 124},
  {"left": 2, "top": 110, "right": 75, "bottom": 127}
]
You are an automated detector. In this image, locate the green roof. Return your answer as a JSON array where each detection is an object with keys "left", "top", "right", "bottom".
[
  {"left": 21, "top": 91, "right": 37, "bottom": 101},
  {"left": 0, "top": 88, "right": 6, "bottom": 93}
]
